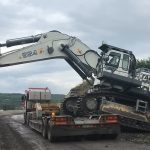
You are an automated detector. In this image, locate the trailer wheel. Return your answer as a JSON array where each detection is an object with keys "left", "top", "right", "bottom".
[
  {"left": 109, "top": 134, "right": 118, "bottom": 139},
  {"left": 42, "top": 125, "right": 47, "bottom": 139},
  {"left": 23, "top": 113, "right": 26, "bottom": 124},
  {"left": 42, "top": 119, "right": 48, "bottom": 139},
  {"left": 48, "top": 127, "right": 55, "bottom": 142},
  {"left": 26, "top": 115, "right": 30, "bottom": 125}
]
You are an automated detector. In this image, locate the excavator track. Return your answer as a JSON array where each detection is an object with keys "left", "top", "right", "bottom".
[
  {"left": 62, "top": 96, "right": 99, "bottom": 116},
  {"left": 86, "top": 89, "right": 150, "bottom": 132},
  {"left": 119, "top": 116, "right": 150, "bottom": 131},
  {"left": 62, "top": 88, "right": 150, "bottom": 131},
  {"left": 62, "top": 88, "right": 136, "bottom": 115},
  {"left": 86, "top": 88, "right": 140, "bottom": 104}
]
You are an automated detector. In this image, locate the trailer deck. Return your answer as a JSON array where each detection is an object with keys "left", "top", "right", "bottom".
[{"left": 28, "top": 115, "right": 120, "bottom": 141}]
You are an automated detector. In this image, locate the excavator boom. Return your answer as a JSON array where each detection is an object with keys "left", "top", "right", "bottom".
[{"left": 0, "top": 31, "right": 100, "bottom": 82}]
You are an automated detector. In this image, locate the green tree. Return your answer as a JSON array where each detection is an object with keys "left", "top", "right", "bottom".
[{"left": 136, "top": 57, "right": 150, "bottom": 69}]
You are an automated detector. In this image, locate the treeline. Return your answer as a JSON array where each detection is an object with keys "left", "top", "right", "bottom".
[
  {"left": 0, "top": 93, "right": 22, "bottom": 110},
  {"left": 136, "top": 58, "right": 150, "bottom": 69},
  {"left": 0, "top": 93, "right": 65, "bottom": 110}
]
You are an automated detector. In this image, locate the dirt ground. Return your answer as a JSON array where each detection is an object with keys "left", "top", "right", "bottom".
[{"left": 0, "top": 111, "right": 150, "bottom": 150}]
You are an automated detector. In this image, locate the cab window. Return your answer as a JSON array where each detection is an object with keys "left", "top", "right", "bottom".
[
  {"left": 106, "top": 52, "right": 121, "bottom": 67},
  {"left": 122, "top": 54, "right": 129, "bottom": 71}
]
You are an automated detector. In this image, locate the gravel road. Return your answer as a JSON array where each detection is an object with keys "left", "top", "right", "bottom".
[{"left": 0, "top": 111, "right": 150, "bottom": 150}]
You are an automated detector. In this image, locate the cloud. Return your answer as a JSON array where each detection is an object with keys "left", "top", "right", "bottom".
[
  {"left": 0, "top": 68, "right": 82, "bottom": 94},
  {"left": 0, "top": 0, "right": 150, "bottom": 93},
  {"left": 0, "top": 60, "right": 71, "bottom": 77}
]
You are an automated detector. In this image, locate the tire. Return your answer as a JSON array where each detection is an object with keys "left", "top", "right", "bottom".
[
  {"left": 109, "top": 134, "right": 118, "bottom": 139},
  {"left": 47, "top": 127, "right": 55, "bottom": 143},
  {"left": 42, "top": 119, "right": 47, "bottom": 139},
  {"left": 26, "top": 115, "right": 30, "bottom": 126},
  {"left": 42, "top": 126, "right": 47, "bottom": 139},
  {"left": 23, "top": 113, "right": 27, "bottom": 124}
]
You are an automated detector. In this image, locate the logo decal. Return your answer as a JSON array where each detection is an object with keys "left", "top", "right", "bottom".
[{"left": 22, "top": 50, "right": 37, "bottom": 58}]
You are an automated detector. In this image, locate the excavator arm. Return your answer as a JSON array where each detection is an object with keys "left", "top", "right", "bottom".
[{"left": 0, "top": 30, "right": 100, "bottom": 83}]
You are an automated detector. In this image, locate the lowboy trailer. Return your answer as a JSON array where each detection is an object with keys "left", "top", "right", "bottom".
[{"left": 23, "top": 88, "right": 120, "bottom": 142}]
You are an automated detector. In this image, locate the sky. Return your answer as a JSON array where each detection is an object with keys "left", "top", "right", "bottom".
[{"left": 0, "top": 0, "right": 150, "bottom": 94}]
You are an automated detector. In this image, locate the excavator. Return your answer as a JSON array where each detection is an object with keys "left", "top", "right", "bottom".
[{"left": 0, "top": 30, "right": 150, "bottom": 131}]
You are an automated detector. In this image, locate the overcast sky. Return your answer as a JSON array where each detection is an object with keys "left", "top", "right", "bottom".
[{"left": 0, "top": 0, "right": 150, "bottom": 94}]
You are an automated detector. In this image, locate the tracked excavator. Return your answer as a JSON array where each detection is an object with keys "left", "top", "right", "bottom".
[{"left": 0, "top": 30, "right": 150, "bottom": 131}]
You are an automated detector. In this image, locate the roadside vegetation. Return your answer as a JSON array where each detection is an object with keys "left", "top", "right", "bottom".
[
  {"left": 136, "top": 57, "right": 150, "bottom": 69},
  {"left": 0, "top": 93, "right": 64, "bottom": 110}
]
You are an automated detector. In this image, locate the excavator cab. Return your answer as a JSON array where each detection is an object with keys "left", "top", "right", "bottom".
[{"left": 96, "top": 44, "right": 141, "bottom": 91}]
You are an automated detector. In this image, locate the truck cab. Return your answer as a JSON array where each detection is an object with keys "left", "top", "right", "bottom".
[{"left": 23, "top": 87, "right": 60, "bottom": 124}]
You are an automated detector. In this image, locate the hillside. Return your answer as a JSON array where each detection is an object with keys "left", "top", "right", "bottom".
[{"left": 0, "top": 93, "right": 65, "bottom": 110}]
